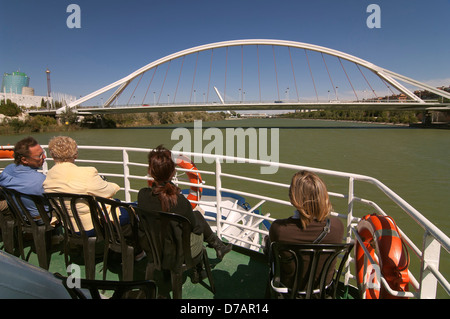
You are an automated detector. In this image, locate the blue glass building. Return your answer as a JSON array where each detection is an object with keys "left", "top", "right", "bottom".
[{"left": 1, "top": 71, "right": 30, "bottom": 94}]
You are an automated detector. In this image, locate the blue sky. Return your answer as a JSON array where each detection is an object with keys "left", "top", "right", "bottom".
[{"left": 1, "top": 0, "right": 449, "bottom": 101}]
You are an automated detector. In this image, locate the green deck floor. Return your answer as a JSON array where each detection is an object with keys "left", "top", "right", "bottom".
[{"left": 22, "top": 240, "right": 271, "bottom": 299}]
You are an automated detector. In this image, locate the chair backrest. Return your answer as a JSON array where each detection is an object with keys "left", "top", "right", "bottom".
[
  {"left": 93, "top": 196, "right": 137, "bottom": 250},
  {"left": 134, "top": 207, "right": 194, "bottom": 271},
  {"left": 270, "top": 242, "right": 354, "bottom": 299},
  {"left": 45, "top": 192, "right": 102, "bottom": 238},
  {"left": 0, "top": 186, "right": 52, "bottom": 228}
]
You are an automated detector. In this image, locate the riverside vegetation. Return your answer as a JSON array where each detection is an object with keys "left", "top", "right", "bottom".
[
  {"left": 0, "top": 99, "right": 230, "bottom": 134},
  {"left": 0, "top": 98, "right": 435, "bottom": 135}
]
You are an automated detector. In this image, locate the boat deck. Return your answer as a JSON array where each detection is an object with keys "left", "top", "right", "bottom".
[
  {"left": 19, "top": 238, "right": 272, "bottom": 299},
  {"left": 15, "top": 238, "right": 360, "bottom": 299}
]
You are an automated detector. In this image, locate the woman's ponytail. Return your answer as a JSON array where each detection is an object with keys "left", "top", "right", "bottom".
[{"left": 148, "top": 145, "right": 180, "bottom": 211}]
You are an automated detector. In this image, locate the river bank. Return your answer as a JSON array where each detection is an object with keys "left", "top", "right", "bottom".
[{"left": 1, "top": 108, "right": 448, "bottom": 136}]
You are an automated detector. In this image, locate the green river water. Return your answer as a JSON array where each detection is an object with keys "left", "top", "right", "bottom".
[{"left": 1, "top": 118, "right": 449, "bottom": 296}]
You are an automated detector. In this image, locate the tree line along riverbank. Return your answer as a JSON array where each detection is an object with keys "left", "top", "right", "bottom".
[{"left": 1, "top": 98, "right": 446, "bottom": 135}]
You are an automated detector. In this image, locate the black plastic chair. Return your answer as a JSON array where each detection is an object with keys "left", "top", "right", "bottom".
[
  {"left": 135, "top": 207, "right": 215, "bottom": 299},
  {"left": 54, "top": 273, "right": 157, "bottom": 299},
  {"left": 45, "top": 192, "right": 104, "bottom": 280},
  {"left": 94, "top": 196, "right": 139, "bottom": 281},
  {"left": 0, "top": 196, "right": 16, "bottom": 255},
  {"left": 0, "top": 186, "right": 57, "bottom": 270},
  {"left": 269, "top": 242, "right": 354, "bottom": 299}
]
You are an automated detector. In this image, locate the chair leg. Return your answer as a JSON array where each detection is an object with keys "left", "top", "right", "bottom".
[
  {"left": 202, "top": 248, "right": 215, "bottom": 293},
  {"left": 122, "top": 246, "right": 134, "bottom": 281},
  {"left": 2, "top": 220, "right": 15, "bottom": 255},
  {"left": 145, "top": 262, "right": 156, "bottom": 280},
  {"left": 171, "top": 270, "right": 183, "bottom": 299},
  {"left": 102, "top": 247, "right": 109, "bottom": 281},
  {"left": 33, "top": 227, "right": 49, "bottom": 270},
  {"left": 17, "top": 228, "right": 26, "bottom": 261},
  {"left": 84, "top": 237, "right": 97, "bottom": 280}
]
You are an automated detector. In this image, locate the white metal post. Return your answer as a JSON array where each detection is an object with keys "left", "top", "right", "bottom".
[
  {"left": 122, "top": 149, "right": 131, "bottom": 202},
  {"left": 215, "top": 158, "right": 223, "bottom": 239},
  {"left": 419, "top": 232, "right": 441, "bottom": 298},
  {"left": 344, "top": 177, "right": 355, "bottom": 286}
]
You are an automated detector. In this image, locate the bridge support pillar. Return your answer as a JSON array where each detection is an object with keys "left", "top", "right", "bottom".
[{"left": 422, "top": 111, "right": 432, "bottom": 126}]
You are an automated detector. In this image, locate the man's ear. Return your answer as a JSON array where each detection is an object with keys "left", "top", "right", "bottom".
[{"left": 20, "top": 157, "right": 29, "bottom": 166}]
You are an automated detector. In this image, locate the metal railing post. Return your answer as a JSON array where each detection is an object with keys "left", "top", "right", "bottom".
[
  {"left": 215, "top": 158, "right": 223, "bottom": 239},
  {"left": 344, "top": 177, "right": 355, "bottom": 285},
  {"left": 122, "top": 149, "right": 131, "bottom": 202},
  {"left": 419, "top": 232, "right": 441, "bottom": 298}
]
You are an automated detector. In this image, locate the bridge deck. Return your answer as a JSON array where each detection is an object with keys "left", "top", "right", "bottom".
[{"left": 29, "top": 101, "right": 450, "bottom": 116}]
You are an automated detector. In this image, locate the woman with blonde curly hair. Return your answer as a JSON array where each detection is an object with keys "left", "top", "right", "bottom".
[{"left": 43, "top": 136, "right": 124, "bottom": 234}]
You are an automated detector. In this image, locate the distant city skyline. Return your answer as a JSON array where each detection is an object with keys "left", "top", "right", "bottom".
[{"left": 1, "top": 0, "right": 449, "bottom": 101}]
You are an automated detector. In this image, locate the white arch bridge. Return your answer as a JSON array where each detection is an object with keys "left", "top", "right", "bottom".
[{"left": 44, "top": 39, "right": 450, "bottom": 115}]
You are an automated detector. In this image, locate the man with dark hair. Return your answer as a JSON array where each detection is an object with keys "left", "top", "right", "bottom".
[{"left": 0, "top": 136, "right": 47, "bottom": 219}]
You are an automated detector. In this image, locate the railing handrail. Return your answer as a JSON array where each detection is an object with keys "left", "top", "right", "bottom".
[{"left": 67, "top": 145, "right": 448, "bottom": 251}]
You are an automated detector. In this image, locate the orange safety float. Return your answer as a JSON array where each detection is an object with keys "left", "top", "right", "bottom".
[
  {"left": 0, "top": 145, "right": 14, "bottom": 159},
  {"left": 355, "top": 214, "right": 410, "bottom": 299},
  {"left": 148, "top": 155, "right": 202, "bottom": 209}
]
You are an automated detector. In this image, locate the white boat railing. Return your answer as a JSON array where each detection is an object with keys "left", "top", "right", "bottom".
[{"left": 1, "top": 144, "right": 449, "bottom": 298}]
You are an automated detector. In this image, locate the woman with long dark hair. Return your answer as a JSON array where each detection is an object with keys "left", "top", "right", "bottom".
[{"left": 137, "top": 145, "right": 232, "bottom": 260}]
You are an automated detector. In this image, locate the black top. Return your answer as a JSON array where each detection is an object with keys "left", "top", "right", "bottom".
[
  {"left": 269, "top": 216, "right": 343, "bottom": 245},
  {"left": 137, "top": 187, "right": 204, "bottom": 235}
]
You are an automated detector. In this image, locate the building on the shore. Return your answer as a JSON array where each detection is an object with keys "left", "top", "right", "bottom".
[
  {"left": 1, "top": 71, "right": 30, "bottom": 94},
  {"left": 1, "top": 71, "right": 51, "bottom": 108},
  {"left": 1, "top": 70, "right": 76, "bottom": 108}
]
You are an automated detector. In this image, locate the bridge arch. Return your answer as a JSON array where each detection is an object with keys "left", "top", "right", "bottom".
[{"left": 64, "top": 39, "right": 450, "bottom": 112}]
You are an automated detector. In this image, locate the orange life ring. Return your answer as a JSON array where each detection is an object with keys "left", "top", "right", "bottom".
[
  {"left": 0, "top": 145, "right": 14, "bottom": 159},
  {"left": 147, "top": 156, "right": 202, "bottom": 209},
  {"left": 355, "top": 214, "right": 410, "bottom": 299}
]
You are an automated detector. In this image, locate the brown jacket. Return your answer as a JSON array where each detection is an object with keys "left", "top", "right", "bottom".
[{"left": 269, "top": 215, "right": 344, "bottom": 291}]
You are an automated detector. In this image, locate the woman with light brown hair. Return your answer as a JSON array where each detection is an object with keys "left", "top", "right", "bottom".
[
  {"left": 270, "top": 170, "right": 343, "bottom": 245},
  {"left": 268, "top": 171, "right": 344, "bottom": 290}
]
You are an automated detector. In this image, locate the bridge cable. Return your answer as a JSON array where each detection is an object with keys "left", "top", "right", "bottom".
[
  {"left": 272, "top": 46, "right": 280, "bottom": 101},
  {"left": 157, "top": 60, "right": 171, "bottom": 104},
  {"left": 356, "top": 64, "right": 378, "bottom": 99},
  {"left": 142, "top": 66, "right": 158, "bottom": 105},
  {"left": 127, "top": 73, "right": 144, "bottom": 105},
  {"left": 322, "top": 53, "right": 337, "bottom": 100},
  {"left": 224, "top": 47, "right": 228, "bottom": 103},
  {"left": 380, "top": 78, "right": 396, "bottom": 97},
  {"left": 305, "top": 49, "right": 319, "bottom": 102},
  {"left": 207, "top": 49, "right": 213, "bottom": 103},
  {"left": 189, "top": 52, "right": 199, "bottom": 104},
  {"left": 173, "top": 56, "right": 185, "bottom": 103},
  {"left": 241, "top": 45, "right": 244, "bottom": 102},
  {"left": 339, "top": 57, "right": 359, "bottom": 101},
  {"left": 288, "top": 47, "right": 300, "bottom": 101},
  {"left": 257, "top": 45, "right": 262, "bottom": 102}
]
